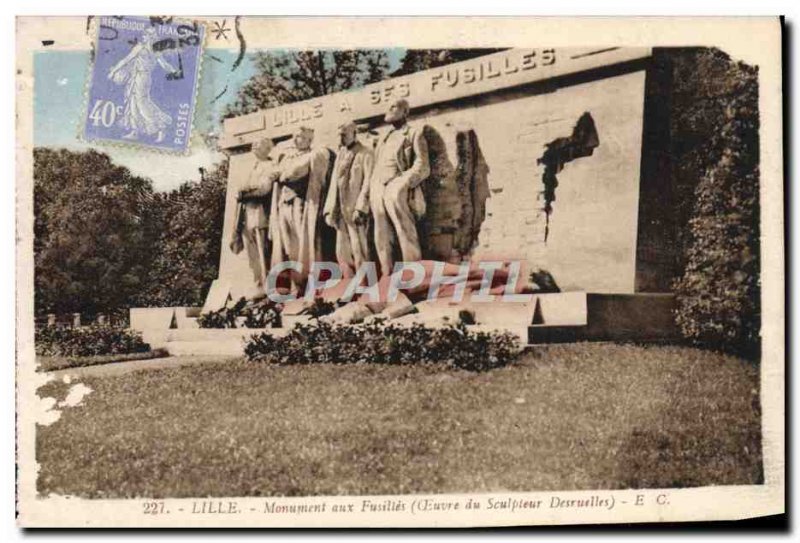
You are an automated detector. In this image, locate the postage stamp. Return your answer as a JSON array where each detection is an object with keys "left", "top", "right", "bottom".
[{"left": 83, "top": 16, "right": 205, "bottom": 153}]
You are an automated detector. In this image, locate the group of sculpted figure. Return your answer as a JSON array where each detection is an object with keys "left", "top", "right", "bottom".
[
  {"left": 231, "top": 97, "right": 559, "bottom": 313},
  {"left": 231, "top": 98, "right": 432, "bottom": 298}
]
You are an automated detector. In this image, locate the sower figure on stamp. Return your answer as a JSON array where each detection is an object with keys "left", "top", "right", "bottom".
[
  {"left": 229, "top": 138, "right": 279, "bottom": 298},
  {"left": 369, "top": 98, "right": 431, "bottom": 277},
  {"left": 107, "top": 26, "right": 177, "bottom": 143},
  {"left": 323, "top": 121, "right": 374, "bottom": 278},
  {"left": 269, "top": 125, "right": 332, "bottom": 291}
]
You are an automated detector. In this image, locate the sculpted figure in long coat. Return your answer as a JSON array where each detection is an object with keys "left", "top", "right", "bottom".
[
  {"left": 229, "top": 138, "right": 279, "bottom": 296},
  {"left": 367, "top": 98, "right": 431, "bottom": 277},
  {"left": 268, "top": 126, "right": 332, "bottom": 287},
  {"left": 323, "top": 121, "right": 374, "bottom": 277}
]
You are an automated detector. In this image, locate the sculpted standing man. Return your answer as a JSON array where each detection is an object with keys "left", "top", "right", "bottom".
[
  {"left": 323, "top": 121, "right": 374, "bottom": 277},
  {"left": 269, "top": 125, "right": 332, "bottom": 287},
  {"left": 369, "top": 98, "right": 431, "bottom": 277},
  {"left": 230, "top": 137, "right": 278, "bottom": 296}
]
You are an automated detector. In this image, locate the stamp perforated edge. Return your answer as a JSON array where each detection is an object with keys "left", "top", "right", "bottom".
[{"left": 77, "top": 15, "right": 208, "bottom": 157}]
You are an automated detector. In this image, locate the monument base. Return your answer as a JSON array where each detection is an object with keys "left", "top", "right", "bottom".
[
  {"left": 130, "top": 293, "right": 678, "bottom": 357},
  {"left": 528, "top": 293, "right": 678, "bottom": 344}
]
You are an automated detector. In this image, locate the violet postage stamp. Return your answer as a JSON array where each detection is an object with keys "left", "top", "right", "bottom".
[
  {"left": 15, "top": 16, "right": 784, "bottom": 529},
  {"left": 83, "top": 16, "right": 204, "bottom": 153}
]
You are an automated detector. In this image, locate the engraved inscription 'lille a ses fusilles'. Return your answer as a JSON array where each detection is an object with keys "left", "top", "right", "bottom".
[{"left": 271, "top": 49, "right": 557, "bottom": 128}]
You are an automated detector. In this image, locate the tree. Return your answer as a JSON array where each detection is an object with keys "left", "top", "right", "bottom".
[
  {"left": 224, "top": 48, "right": 507, "bottom": 118},
  {"left": 224, "top": 50, "right": 391, "bottom": 117},
  {"left": 135, "top": 161, "right": 228, "bottom": 307},
  {"left": 668, "top": 48, "right": 760, "bottom": 358},
  {"left": 391, "top": 48, "right": 506, "bottom": 76},
  {"left": 33, "top": 148, "right": 157, "bottom": 317}
]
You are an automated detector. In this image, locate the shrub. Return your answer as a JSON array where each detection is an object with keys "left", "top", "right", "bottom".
[
  {"left": 197, "top": 297, "right": 281, "bottom": 329},
  {"left": 304, "top": 297, "right": 336, "bottom": 320},
  {"left": 674, "top": 149, "right": 760, "bottom": 358},
  {"left": 35, "top": 325, "right": 150, "bottom": 357},
  {"left": 244, "top": 320, "right": 521, "bottom": 372}
]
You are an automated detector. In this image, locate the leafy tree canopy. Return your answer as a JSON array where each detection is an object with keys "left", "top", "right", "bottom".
[
  {"left": 34, "top": 148, "right": 157, "bottom": 316},
  {"left": 135, "top": 161, "right": 227, "bottom": 307},
  {"left": 390, "top": 48, "right": 506, "bottom": 76},
  {"left": 224, "top": 48, "right": 506, "bottom": 117},
  {"left": 224, "top": 50, "right": 390, "bottom": 118}
]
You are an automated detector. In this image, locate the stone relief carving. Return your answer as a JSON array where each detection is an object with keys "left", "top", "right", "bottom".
[
  {"left": 229, "top": 138, "right": 278, "bottom": 296},
  {"left": 267, "top": 126, "right": 335, "bottom": 289},
  {"left": 235, "top": 99, "right": 499, "bottom": 296},
  {"left": 537, "top": 112, "right": 600, "bottom": 242},
  {"left": 453, "top": 130, "right": 490, "bottom": 258},
  {"left": 368, "top": 98, "right": 430, "bottom": 277},
  {"left": 323, "top": 121, "right": 374, "bottom": 277}
]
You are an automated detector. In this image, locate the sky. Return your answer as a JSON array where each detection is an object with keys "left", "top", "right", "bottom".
[{"left": 33, "top": 48, "right": 405, "bottom": 192}]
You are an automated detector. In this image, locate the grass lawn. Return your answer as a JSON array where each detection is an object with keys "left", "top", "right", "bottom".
[
  {"left": 36, "top": 349, "right": 169, "bottom": 372},
  {"left": 36, "top": 343, "right": 762, "bottom": 498}
]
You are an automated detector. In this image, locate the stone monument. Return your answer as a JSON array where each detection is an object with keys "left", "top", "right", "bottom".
[
  {"left": 131, "top": 47, "right": 679, "bottom": 354},
  {"left": 211, "top": 47, "right": 671, "bottom": 302}
]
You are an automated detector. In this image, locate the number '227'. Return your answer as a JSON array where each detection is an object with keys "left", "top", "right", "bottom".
[{"left": 142, "top": 501, "right": 167, "bottom": 514}]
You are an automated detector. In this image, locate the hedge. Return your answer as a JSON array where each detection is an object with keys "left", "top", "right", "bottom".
[
  {"left": 35, "top": 325, "right": 151, "bottom": 358},
  {"left": 245, "top": 320, "right": 522, "bottom": 372},
  {"left": 669, "top": 48, "right": 760, "bottom": 358}
]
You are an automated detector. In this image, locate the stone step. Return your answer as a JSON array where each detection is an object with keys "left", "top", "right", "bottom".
[
  {"left": 142, "top": 327, "right": 287, "bottom": 350},
  {"left": 137, "top": 293, "right": 677, "bottom": 355},
  {"left": 131, "top": 307, "right": 202, "bottom": 330},
  {"left": 177, "top": 316, "right": 200, "bottom": 329},
  {"left": 468, "top": 291, "right": 587, "bottom": 327},
  {"left": 528, "top": 293, "right": 678, "bottom": 344},
  {"left": 527, "top": 325, "right": 587, "bottom": 344},
  {"left": 281, "top": 315, "right": 314, "bottom": 329},
  {"left": 385, "top": 292, "right": 588, "bottom": 329},
  {"left": 132, "top": 293, "right": 589, "bottom": 334}
]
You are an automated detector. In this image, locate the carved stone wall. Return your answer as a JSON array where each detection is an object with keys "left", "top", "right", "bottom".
[
  {"left": 214, "top": 48, "right": 654, "bottom": 302},
  {"left": 395, "top": 69, "right": 646, "bottom": 292},
  {"left": 453, "top": 130, "right": 490, "bottom": 258}
]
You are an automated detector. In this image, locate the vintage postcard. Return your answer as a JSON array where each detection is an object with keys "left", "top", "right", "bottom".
[{"left": 16, "top": 16, "right": 784, "bottom": 527}]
